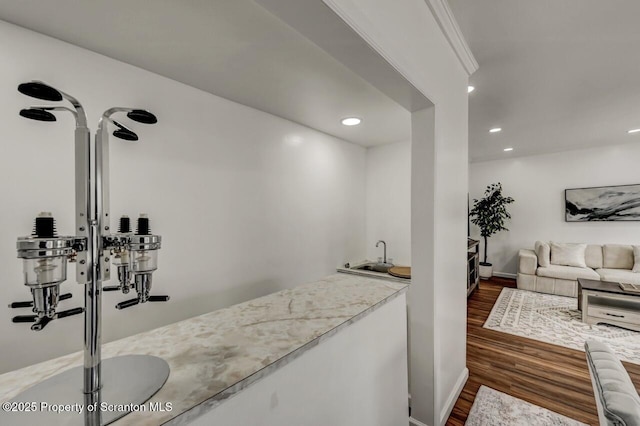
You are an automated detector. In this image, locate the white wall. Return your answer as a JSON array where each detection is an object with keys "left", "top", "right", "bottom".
[
  {"left": 0, "top": 21, "right": 367, "bottom": 373},
  {"left": 470, "top": 143, "right": 640, "bottom": 275},
  {"left": 188, "top": 294, "right": 408, "bottom": 426},
  {"left": 365, "top": 141, "right": 411, "bottom": 265},
  {"left": 324, "top": 1, "right": 471, "bottom": 424}
]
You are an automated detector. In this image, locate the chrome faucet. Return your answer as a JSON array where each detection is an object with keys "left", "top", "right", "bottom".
[{"left": 376, "top": 240, "right": 387, "bottom": 264}]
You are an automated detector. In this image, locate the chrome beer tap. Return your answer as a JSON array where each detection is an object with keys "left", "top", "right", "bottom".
[
  {"left": 112, "top": 215, "right": 169, "bottom": 309},
  {"left": 103, "top": 216, "right": 134, "bottom": 294},
  {"left": 10, "top": 213, "right": 84, "bottom": 331}
]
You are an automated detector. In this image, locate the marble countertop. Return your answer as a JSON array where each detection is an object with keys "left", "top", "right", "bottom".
[{"left": 0, "top": 273, "right": 407, "bottom": 425}]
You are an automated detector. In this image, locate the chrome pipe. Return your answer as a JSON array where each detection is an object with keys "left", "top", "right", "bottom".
[
  {"left": 74, "top": 118, "right": 101, "bottom": 396},
  {"left": 96, "top": 115, "right": 111, "bottom": 245},
  {"left": 83, "top": 218, "right": 102, "bottom": 395},
  {"left": 58, "top": 87, "right": 87, "bottom": 128},
  {"left": 77, "top": 127, "right": 98, "bottom": 398}
]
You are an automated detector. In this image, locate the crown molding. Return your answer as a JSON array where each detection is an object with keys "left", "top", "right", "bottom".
[{"left": 425, "top": 0, "right": 479, "bottom": 76}]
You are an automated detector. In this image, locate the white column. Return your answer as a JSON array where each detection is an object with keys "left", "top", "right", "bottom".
[{"left": 409, "top": 107, "right": 437, "bottom": 423}]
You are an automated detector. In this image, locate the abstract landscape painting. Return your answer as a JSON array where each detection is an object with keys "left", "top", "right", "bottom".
[{"left": 565, "top": 184, "right": 640, "bottom": 221}]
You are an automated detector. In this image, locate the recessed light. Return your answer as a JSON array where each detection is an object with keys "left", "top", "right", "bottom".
[
  {"left": 468, "top": 86, "right": 475, "bottom": 93},
  {"left": 489, "top": 128, "right": 502, "bottom": 133},
  {"left": 504, "top": 147, "right": 513, "bottom": 152},
  {"left": 341, "top": 117, "right": 361, "bottom": 126},
  {"left": 628, "top": 128, "right": 640, "bottom": 134}
]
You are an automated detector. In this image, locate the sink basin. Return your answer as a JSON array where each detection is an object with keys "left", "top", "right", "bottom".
[{"left": 352, "top": 262, "right": 394, "bottom": 273}]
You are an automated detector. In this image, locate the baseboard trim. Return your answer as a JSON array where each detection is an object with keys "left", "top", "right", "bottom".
[
  {"left": 439, "top": 367, "right": 469, "bottom": 426},
  {"left": 409, "top": 416, "right": 429, "bottom": 426},
  {"left": 493, "top": 271, "right": 516, "bottom": 279}
]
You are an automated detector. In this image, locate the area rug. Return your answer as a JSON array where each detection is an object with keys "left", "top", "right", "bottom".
[
  {"left": 484, "top": 287, "right": 640, "bottom": 364},
  {"left": 465, "top": 386, "right": 587, "bottom": 426}
]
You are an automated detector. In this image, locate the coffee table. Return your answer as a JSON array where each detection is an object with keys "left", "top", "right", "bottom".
[{"left": 578, "top": 278, "right": 640, "bottom": 332}]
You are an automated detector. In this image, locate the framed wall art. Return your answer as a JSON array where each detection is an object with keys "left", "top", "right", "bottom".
[{"left": 565, "top": 184, "right": 640, "bottom": 222}]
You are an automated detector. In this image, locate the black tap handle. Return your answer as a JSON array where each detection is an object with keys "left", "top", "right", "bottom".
[
  {"left": 148, "top": 295, "right": 170, "bottom": 302},
  {"left": 103, "top": 285, "right": 121, "bottom": 292},
  {"left": 12, "top": 315, "right": 36, "bottom": 323},
  {"left": 31, "top": 316, "right": 52, "bottom": 331},
  {"left": 9, "top": 301, "right": 32, "bottom": 309},
  {"left": 9, "top": 293, "right": 72, "bottom": 309},
  {"left": 12, "top": 306, "right": 83, "bottom": 330},
  {"left": 115, "top": 298, "right": 140, "bottom": 310},
  {"left": 56, "top": 307, "right": 84, "bottom": 319}
]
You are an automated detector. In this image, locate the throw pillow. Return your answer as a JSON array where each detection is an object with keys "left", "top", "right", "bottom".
[
  {"left": 603, "top": 244, "right": 634, "bottom": 270},
  {"left": 535, "top": 241, "right": 551, "bottom": 267},
  {"left": 585, "top": 245, "right": 603, "bottom": 269},
  {"left": 633, "top": 246, "right": 640, "bottom": 273},
  {"left": 550, "top": 242, "right": 587, "bottom": 268}
]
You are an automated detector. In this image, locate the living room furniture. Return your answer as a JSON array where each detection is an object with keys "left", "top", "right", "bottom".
[
  {"left": 468, "top": 238, "right": 479, "bottom": 297},
  {"left": 518, "top": 243, "right": 639, "bottom": 297},
  {"left": 585, "top": 340, "right": 640, "bottom": 425},
  {"left": 578, "top": 278, "right": 640, "bottom": 332}
]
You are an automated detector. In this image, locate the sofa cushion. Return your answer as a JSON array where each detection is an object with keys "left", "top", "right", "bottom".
[
  {"left": 519, "top": 249, "right": 537, "bottom": 275},
  {"left": 550, "top": 242, "right": 587, "bottom": 268},
  {"left": 596, "top": 269, "right": 640, "bottom": 285},
  {"left": 535, "top": 241, "right": 551, "bottom": 267},
  {"left": 537, "top": 264, "right": 600, "bottom": 281},
  {"left": 604, "top": 244, "right": 634, "bottom": 270},
  {"left": 517, "top": 272, "right": 536, "bottom": 292},
  {"left": 585, "top": 340, "right": 640, "bottom": 426},
  {"left": 535, "top": 276, "right": 579, "bottom": 297},
  {"left": 633, "top": 246, "right": 640, "bottom": 273},
  {"left": 586, "top": 245, "right": 604, "bottom": 269}
]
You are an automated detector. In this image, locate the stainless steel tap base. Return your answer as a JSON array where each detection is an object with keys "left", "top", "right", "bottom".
[{"left": 0, "top": 355, "right": 170, "bottom": 426}]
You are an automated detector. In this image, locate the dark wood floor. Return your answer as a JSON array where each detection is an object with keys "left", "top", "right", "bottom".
[{"left": 446, "top": 277, "right": 640, "bottom": 426}]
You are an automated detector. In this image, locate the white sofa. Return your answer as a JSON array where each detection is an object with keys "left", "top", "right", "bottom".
[
  {"left": 585, "top": 340, "right": 640, "bottom": 425},
  {"left": 517, "top": 242, "right": 640, "bottom": 297}
]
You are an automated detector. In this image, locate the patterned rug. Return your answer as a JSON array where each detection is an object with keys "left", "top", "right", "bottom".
[
  {"left": 465, "top": 386, "right": 587, "bottom": 426},
  {"left": 485, "top": 287, "right": 640, "bottom": 364}
]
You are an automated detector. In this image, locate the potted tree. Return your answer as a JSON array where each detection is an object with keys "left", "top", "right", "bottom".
[{"left": 469, "top": 183, "right": 514, "bottom": 279}]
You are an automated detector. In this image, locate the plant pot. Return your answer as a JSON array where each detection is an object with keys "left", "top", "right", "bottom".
[{"left": 479, "top": 262, "right": 493, "bottom": 280}]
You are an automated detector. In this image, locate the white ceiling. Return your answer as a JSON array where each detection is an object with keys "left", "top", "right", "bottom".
[
  {"left": 449, "top": 0, "right": 640, "bottom": 162},
  {"left": 0, "top": 0, "right": 411, "bottom": 147},
  {"left": 15, "top": 0, "right": 634, "bottom": 160}
]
